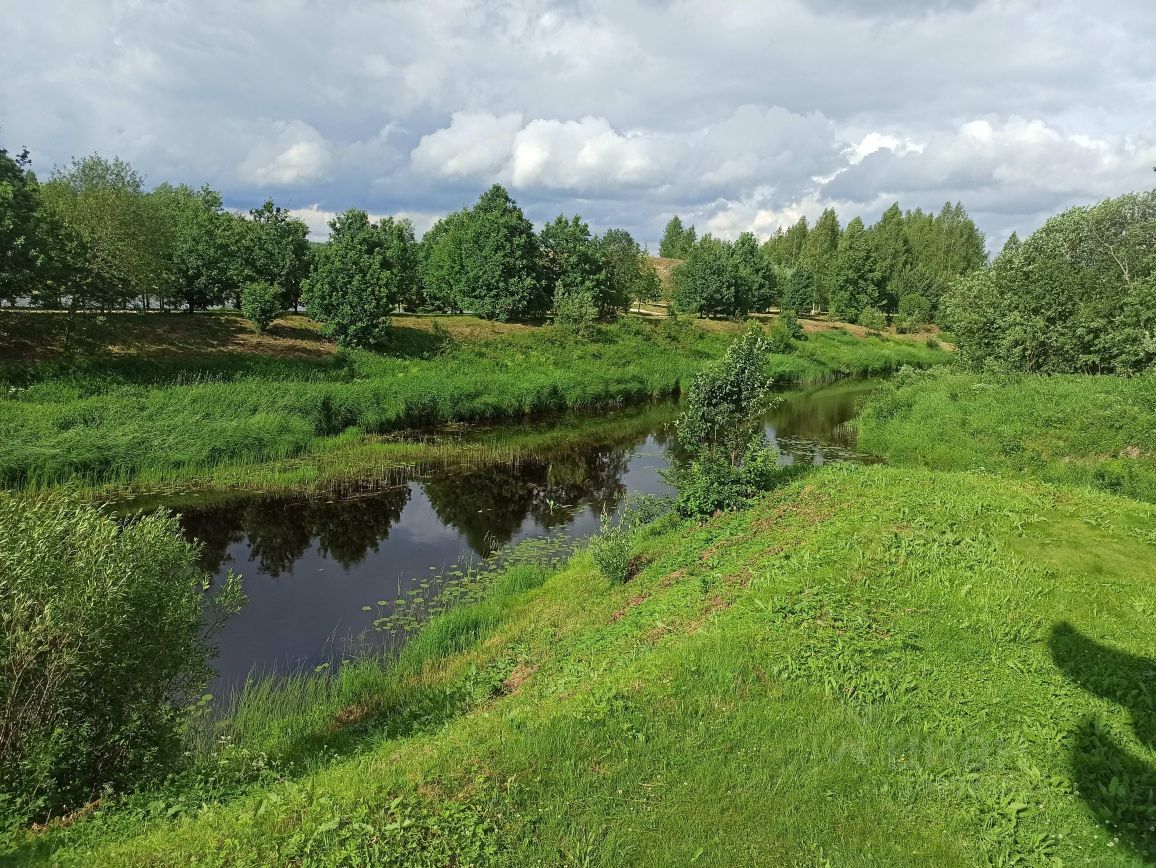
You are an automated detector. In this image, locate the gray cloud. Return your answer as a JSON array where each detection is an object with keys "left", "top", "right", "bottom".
[{"left": 2, "top": 0, "right": 1154, "bottom": 248}]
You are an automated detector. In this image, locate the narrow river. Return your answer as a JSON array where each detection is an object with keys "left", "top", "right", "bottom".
[{"left": 148, "top": 377, "right": 881, "bottom": 690}]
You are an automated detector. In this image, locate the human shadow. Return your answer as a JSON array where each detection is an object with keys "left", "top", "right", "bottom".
[{"left": 1049, "top": 622, "right": 1156, "bottom": 862}]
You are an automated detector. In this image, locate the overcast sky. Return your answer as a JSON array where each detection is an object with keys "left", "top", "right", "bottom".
[{"left": 4, "top": 0, "right": 1155, "bottom": 250}]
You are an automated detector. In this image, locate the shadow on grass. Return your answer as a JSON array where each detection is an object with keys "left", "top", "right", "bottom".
[{"left": 1049, "top": 622, "right": 1156, "bottom": 862}]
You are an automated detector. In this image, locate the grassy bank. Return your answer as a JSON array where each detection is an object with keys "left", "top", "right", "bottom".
[
  {"left": 857, "top": 369, "right": 1156, "bottom": 503},
  {"left": 9, "top": 462, "right": 1154, "bottom": 865},
  {"left": 0, "top": 311, "right": 949, "bottom": 492}
]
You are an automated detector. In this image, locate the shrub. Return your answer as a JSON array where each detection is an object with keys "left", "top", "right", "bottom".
[
  {"left": 767, "top": 318, "right": 796, "bottom": 354},
  {"left": 858, "top": 306, "right": 887, "bottom": 332},
  {"left": 240, "top": 282, "right": 283, "bottom": 334},
  {"left": 589, "top": 511, "right": 634, "bottom": 583},
  {"left": 0, "top": 493, "right": 243, "bottom": 820},
  {"left": 552, "top": 285, "right": 598, "bottom": 337},
  {"left": 896, "top": 293, "right": 931, "bottom": 332},
  {"left": 925, "top": 335, "right": 941, "bottom": 350},
  {"left": 779, "top": 307, "right": 805, "bottom": 340}
]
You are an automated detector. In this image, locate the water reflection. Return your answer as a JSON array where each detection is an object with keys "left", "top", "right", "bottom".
[{"left": 151, "top": 378, "right": 879, "bottom": 687}]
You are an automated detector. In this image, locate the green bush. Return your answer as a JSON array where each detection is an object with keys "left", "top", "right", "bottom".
[
  {"left": 767, "top": 318, "right": 796, "bottom": 354},
  {"left": 895, "top": 293, "right": 931, "bottom": 333},
  {"left": 588, "top": 511, "right": 635, "bottom": 583},
  {"left": 858, "top": 306, "right": 887, "bottom": 332},
  {"left": 779, "top": 308, "right": 805, "bottom": 341},
  {"left": 240, "top": 282, "right": 283, "bottom": 334},
  {"left": 0, "top": 493, "right": 243, "bottom": 820},
  {"left": 552, "top": 285, "right": 598, "bottom": 337}
]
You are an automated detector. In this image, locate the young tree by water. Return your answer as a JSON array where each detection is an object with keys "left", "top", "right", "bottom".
[
  {"left": 667, "top": 323, "right": 783, "bottom": 515},
  {"left": 245, "top": 200, "right": 313, "bottom": 311},
  {"left": 540, "top": 214, "right": 610, "bottom": 318},
  {"left": 456, "top": 185, "right": 545, "bottom": 321},
  {"left": 301, "top": 209, "right": 418, "bottom": 347},
  {"left": 596, "top": 228, "right": 647, "bottom": 316}
]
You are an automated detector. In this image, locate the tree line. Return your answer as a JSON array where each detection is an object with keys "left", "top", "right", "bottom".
[
  {"left": 661, "top": 202, "right": 988, "bottom": 325},
  {"left": 0, "top": 143, "right": 663, "bottom": 346}
]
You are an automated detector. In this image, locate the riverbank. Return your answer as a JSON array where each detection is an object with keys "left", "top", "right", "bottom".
[
  {"left": 857, "top": 368, "right": 1156, "bottom": 503},
  {"left": 10, "top": 458, "right": 1153, "bottom": 865},
  {"left": 0, "top": 311, "right": 950, "bottom": 495}
]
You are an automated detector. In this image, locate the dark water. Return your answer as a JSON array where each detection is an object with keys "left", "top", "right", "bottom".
[{"left": 148, "top": 378, "right": 880, "bottom": 689}]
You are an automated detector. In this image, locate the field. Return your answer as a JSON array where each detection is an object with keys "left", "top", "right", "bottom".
[
  {"left": 0, "top": 310, "right": 950, "bottom": 493},
  {"left": 10, "top": 460, "right": 1154, "bottom": 865}
]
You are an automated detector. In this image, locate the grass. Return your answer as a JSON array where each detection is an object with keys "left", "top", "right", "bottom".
[
  {"left": 0, "top": 311, "right": 950, "bottom": 493},
  {"left": 857, "top": 368, "right": 1156, "bottom": 503},
  {"left": 7, "top": 463, "right": 1154, "bottom": 865}
]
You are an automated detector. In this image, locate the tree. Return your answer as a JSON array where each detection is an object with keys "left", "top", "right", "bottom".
[
  {"left": 633, "top": 257, "right": 663, "bottom": 312},
  {"left": 539, "top": 215, "right": 612, "bottom": 317},
  {"left": 781, "top": 266, "right": 817, "bottom": 314},
  {"left": 764, "top": 216, "right": 809, "bottom": 267},
  {"left": 867, "top": 203, "right": 914, "bottom": 312},
  {"left": 829, "top": 217, "right": 883, "bottom": 322},
  {"left": 246, "top": 200, "right": 312, "bottom": 311},
  {"left": 240, "top": 281, "right": 283, "bottom": 333},
  {"left": 301, "top": 209, "right": 418, "bottom": 347},
  {"left": 732, "top": 231, "right": 777, "bottom": 313},
  {"left": 896, "top": 293, "right": 931, "bottom": 331},
  {"left": 41, "top": 155, "right": 166, "bottom": 310},
  {"left": 858, "top": 305, "right": 886, "bottom": 331},
  {"left": 659, "top": 216, "right": 696, "bottom": 258},
  {"left": 666, "top": 324, "right": 782, "bottom": 516},
  {"left": 673, "top": 237, "right": 738, "bottom": 318},
  {"left": 151, "top": 183, "right": 234, "bottom": 311},
  {"left": 417, "top": 210, "right": 470, "bottom": 313},
  {"left": 0, "top": 144, "right": 46, "bottom": 306},
  {"left": 800, "top": 208, "right": 840, "bottom": 311},
  {"left": 456, "top": 185, "right": 545, "bottom": 321},
  {"left": 596, "top": 228, "right": 646, "bottom": 316},
  {"left": 942, "top": 190, "right": 1156, "bottom": 374}
]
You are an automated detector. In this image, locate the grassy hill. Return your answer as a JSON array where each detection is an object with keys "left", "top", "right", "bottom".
[{"left": 11, "top": 462, "right": 1154, "bottom": 865}]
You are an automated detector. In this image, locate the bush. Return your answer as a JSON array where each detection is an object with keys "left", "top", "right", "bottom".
[
  {"left": 240, "top": 282, "right": 283, "bottom": 334},
  {"left": 896, "top": 293, "right": 931, "bottom": 332},
  {"left": 552, "top": 285, "right": 598, "bottom": 337},
  {"left": 779, "top": 307, "right": 805, "bottom": 341},
  {"left": 589, "top": 511, "right": 634, "bottom": 583},
  {"left": 858, "top": 306, "right": 887, "bottom": 332},
  {"left": 0, "top": 493, "right": 243, "bottom": 820}
]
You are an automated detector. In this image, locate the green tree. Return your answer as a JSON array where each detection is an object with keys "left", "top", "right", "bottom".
[
  {"left": 41, "top": 155, "right": 166, "bottom": 310},
  {"left": 867, "top": 203, "right": 914, "bottom": 312},
  {"left": 0, "top": 144, "right": 47, "bottom": 306},
  {"left": 150, "top": 183, "right": 234, "bottom": 311},
  {"left": 0, "top": 492, "right": 243, "bottom": 820},
  {"left": 240, "top": 281, "right": 283, "bottom": 333},
  {"left": 247, "top": 200, "right": 312, "bottom": 311},
  {"left": 673, "top": 237, "right": 739, "bottom": 318},
  {"left": 829, "top": 217, "right": 882, "bottom": 322},
  {"left": 800, "top": 208, "right": 840, "bottom": 311},
  {"left": 417, "top": 210, "right": 470, "bottom": 313},
  {"left": 732, "top": 231, "right": 777, "bottom": 313},
  {"left": 781, "top": 266, "right": 817, "bottom": 314},
  {"left": 659, "top": 216, "right": 696, "bottom": 258},
  {"left": 596, "top": 227, "right": 645, "bottom": 316},
  {"left": 764, "top": 216, "right": 809, "bottom": 267},
  {"left": 942, "top": 190, "right": 1156, "bottom": 373},
  {"left": 540, "top": 214, "right": 612, "bottom": 317},
  {"left": 457, "top": 185, "right": 544, "bottom": 321},
  {"left": 301, "top": 209, "right": 418, "bottom": 347},
  {"left": 633, "top": 257, "right": 663, "bottom": 312},
  {"left": 858, "top": 305, "right": 886, "bottom": 331}
]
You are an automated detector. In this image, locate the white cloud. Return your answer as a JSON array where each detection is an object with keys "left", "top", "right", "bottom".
[{"left": 239, "top": 121, "right": 332, "bottom": 186}]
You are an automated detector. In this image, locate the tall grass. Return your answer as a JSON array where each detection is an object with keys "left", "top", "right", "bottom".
[
  {"left": 857, "top": 368, "right": 1156, "bottom": 502},
  {"left": 0, "top": 320, "right": 949, "bottom": 492}
]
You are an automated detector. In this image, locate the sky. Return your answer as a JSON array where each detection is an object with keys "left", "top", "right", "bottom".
[{"left": 3, "top": 0, "right": 1155, "bottom": 251}]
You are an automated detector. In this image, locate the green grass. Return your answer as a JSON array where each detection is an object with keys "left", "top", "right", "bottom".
[
  {"left": 9, "top": 463, "right": 1154, "bottom": 865},
  {"left": 857, "top": 368, "right": 1156, "bottom": 503},
  {"left": 0, "top": 315, "right": 949, "bottom": 492}
]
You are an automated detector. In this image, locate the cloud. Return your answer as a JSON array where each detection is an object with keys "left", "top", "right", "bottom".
[
  {"left": 3, "top": 0, "right": 1155, "bottom": 249},
  {"left": 239, "top": 121, "right": 332, "bottom": 186}
]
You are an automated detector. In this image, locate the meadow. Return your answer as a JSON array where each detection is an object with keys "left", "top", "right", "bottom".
[{"left": 0, "top": 310, "right": 949, "bottom": 492}]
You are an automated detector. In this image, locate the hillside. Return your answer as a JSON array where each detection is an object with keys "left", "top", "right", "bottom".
[{"left": 14, "top": 462, "right": 1154, "bottom": 865}]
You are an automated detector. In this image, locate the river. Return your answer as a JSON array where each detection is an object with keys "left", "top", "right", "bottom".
[{"left": 145, "top": 377, "right": 881, "bottom": 690}]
